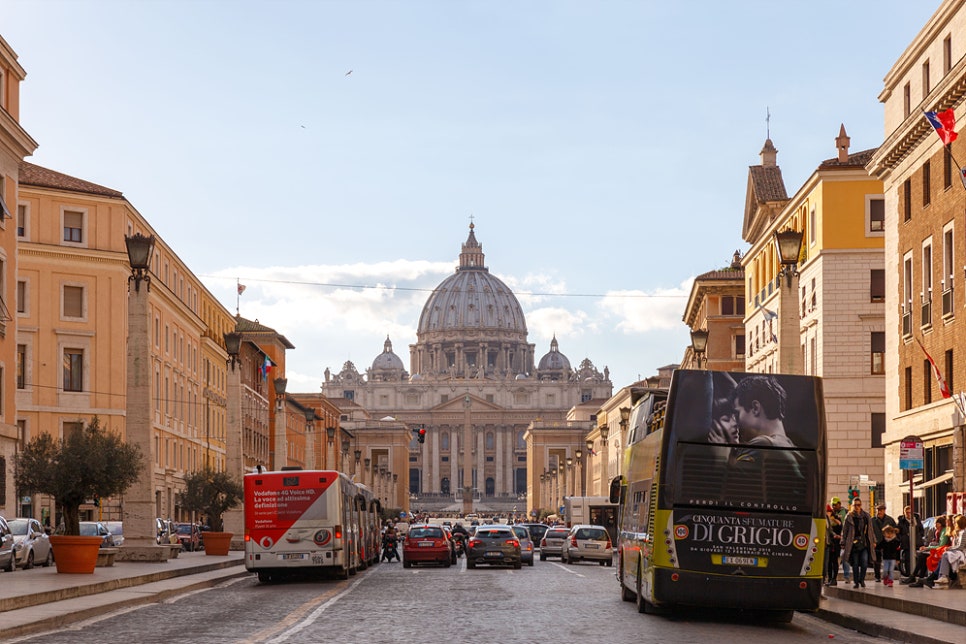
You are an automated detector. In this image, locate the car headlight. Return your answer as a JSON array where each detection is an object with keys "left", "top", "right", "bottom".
[{"left": 13, "top": 542, "right": 23, "bottom": 551}]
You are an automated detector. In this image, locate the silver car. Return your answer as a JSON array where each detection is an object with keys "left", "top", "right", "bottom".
[
  {"left": 539, "top": 526, "right": 571, "bottom": 561},
  {"left": 511, "top": 525, "right": 535, "bottom": 566},
  {"left": 561, "top": 524, "right": 613, "bottom": 566},
  {"left": 9, "top": 517, "right": 53, "bottom": 569},
  {"left": 0, "top": 517, "right": 16, "bottom": 572}
]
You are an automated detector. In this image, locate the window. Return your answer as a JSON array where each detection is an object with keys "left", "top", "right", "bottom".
[
  {"left": 923, "top": 161, "right": 931, "bottom": 207},
  {"left": 63, "top": 421, "right": 83, "bottom": 440},
  {"left": 868, "top": 197, "right": 884, "bottom": 233},
  {"left": 904, "top": 366, "right": 913, "bottom": 411},
  {"left": 735, "top": 334, "right": 745, "bottom": 358},
  {"left": 63, "top": 211, "right": 83, "bottom": 243},
  {"left": 924, "top": 360, "right": 932, "bottom": 405},
  {"left": 16, "top": 204, "right": 26, "bottom": 237},
  {"left": 871, "top": 332, "right": 885, "bottom": 375},
  {"left": 944, "top": 35, "right": 952, "bottom": 74},
  {"left": 63, "top": 285, "right": 83, "bottom": 318},
  {"left": 922, "top": 59, "right": 931, "bottom": 97},
  {"left": 945, "top": 147, "right": 953, "bottom": 189},
  {"left": 903, "top": 82, "right": 911, "bottom": 118},
  {"left": 871, "top": 269, "right": 885, "bottom": 302},
  {"left": 922, "top": 241, "right": 933, "bottom": 327},
  {"left": 871, "top": 413, "right": 886, "bottom": 449},
  {"left": 721, "top": 296, "right": 745, "bottom": 316},
  {"left": 16, "top": 344, "right": 25, "bottom": 389},
  {"left": 946, "top": 349, "right": 954, "bottom": 396},
  {"left": 903, "top": 179, "right": 912, "bottom": 221},
  {"left": 16, "top": 280, "right": 25, "bottom": 313},
  {"left": 580, "top": 391, "right": 592, "bottom": 403},
  {"left": 63, "top": 349, "right": 84, "bottom": 392}
]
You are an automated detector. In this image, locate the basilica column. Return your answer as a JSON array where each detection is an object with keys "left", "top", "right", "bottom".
[
  {"left": 429, "top": 427, "right": 438, "bottom": 494},
  {"left": 495, "top": 429, "right": 504, "bottom": 495}
]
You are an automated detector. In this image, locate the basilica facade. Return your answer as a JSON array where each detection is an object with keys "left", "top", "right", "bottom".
[{"left": 322, "top": 225, "right": 612, "bottom": 507}]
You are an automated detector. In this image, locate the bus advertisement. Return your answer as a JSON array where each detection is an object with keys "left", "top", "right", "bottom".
[
  {"left": 244, "top": 469, "right": 379, "bottom": 582},
  {"left": 612, "top": 370, "right": 827, "bottom": 620}
]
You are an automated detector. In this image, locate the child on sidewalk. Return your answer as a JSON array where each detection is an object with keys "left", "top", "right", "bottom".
[{"left": 879, "top": 525, "right": 901, "bottom": 586}]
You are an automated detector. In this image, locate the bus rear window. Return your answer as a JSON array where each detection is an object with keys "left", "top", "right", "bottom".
[{"left": 670, "top": 442, "right": 817, "bottom": 512}]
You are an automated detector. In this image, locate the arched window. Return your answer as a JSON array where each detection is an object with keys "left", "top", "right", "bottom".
[{"left": 485, "top": 477, "right": 495, "bottom": 496}]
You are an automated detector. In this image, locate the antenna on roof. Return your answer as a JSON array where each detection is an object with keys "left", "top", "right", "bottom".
[{"left": 766, "top": 106, "right": 771, "bottom": 139}]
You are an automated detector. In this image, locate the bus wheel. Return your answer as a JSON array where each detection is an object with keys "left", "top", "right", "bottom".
[{"left": 621, "top": 581, "right": 636, "bottom": 602}]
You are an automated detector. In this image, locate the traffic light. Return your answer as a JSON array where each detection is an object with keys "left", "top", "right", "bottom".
[
  {"left": 418, "top": 426, "right": 427, "bottom": 443},
  {"left": 848, "top": 486, "right": 860, "bottom": 503}
]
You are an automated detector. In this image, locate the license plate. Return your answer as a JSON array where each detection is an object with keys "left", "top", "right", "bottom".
[
  {"left": 281, "top": 553, "right": 308, "bottom": 561},
  {"left": 485, "top": 551, "right": 502, "bottom": 558},
  {"left": 418, "top": 542, "right": 435, "bottom": 547},
  {"left": 585, "top": 543, "right": 600, "bottom": 549},
  {"left": 722, "top": 556, "right": 758, "bottom": 566}
]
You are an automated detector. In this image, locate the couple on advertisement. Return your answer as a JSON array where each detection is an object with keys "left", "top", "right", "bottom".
[{"left": 705, "top": 373, "right": 806, "bottom": 506}]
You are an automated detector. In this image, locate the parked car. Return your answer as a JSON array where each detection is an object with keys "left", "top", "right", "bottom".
[
  {"left": 174, "top": 523, "right": 201, "bottom": 551},
  {"left": 0, "top": 516, "right": 17, "bottom": 572},
  {"left": 519, "top": 522, "right": 550, "bottom": 547},
  {"left": 78, "top": 521, "right": 116, "bottom": 547},
  {"left": 561, "top": 524, "right": 612, "bottom": 566},
  {"left": 510, "top": 524, "right": 535, "bottom": 566},
  {"left": 466, "top": 525, "right": 521, "bottom": 569},
  {"left": 8, "top": 517, "right": 53, "bottom": 569},
  {"left": 402, "top": 524, "right": 452, "bottom": 568},
  {"left": 104, "top": 521, "right": 124, "bottom": 547},
  {"left": 539, "top": 526, "right": 571, "bottom": 561}
]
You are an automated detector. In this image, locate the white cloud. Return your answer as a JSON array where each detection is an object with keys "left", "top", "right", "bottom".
[
  {"left": 599, "top": 278, "right": 692, "bottom": 334},
  {"left": 527, "top": 307, "right": 589, "bottom": 344}
]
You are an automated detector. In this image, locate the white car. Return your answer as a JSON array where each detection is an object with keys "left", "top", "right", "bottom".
[{"left": 8, "top": 517, "right": 53, "bottom": 569}]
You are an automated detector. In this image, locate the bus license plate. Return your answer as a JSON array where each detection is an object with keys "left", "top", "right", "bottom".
[
  {"left": 722, "top": 556, "right": 758, "bottom": 566},
  {"left": 281, "top": 553, "right": 308, "bottom": 561}
]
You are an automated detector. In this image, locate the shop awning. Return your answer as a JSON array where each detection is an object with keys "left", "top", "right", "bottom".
[{"left": 915, "top": 471, "right": 954, "bottom": 490}]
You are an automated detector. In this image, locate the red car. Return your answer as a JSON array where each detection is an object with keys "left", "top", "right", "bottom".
[
  {"left": 402, "top": 524, "right": 452, "bottom": 568},
  {"left": 174, "top": 523, "right": 201, "bottom": 551}
]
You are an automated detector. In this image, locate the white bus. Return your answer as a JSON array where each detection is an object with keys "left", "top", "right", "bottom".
[{"left": 244, "top": 469, "right": 380, "bottom": 582}]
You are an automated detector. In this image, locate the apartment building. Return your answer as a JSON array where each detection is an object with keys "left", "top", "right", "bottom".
[{"left": 868, "top": 0, "right": 966, "bottom": 518}]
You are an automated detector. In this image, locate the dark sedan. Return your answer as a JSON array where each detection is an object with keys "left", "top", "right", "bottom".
[{"left": 466, "top": 525, "right": 521, "bottom": 569}]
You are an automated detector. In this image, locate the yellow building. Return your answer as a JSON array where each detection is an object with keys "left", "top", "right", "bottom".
[
  {"left": 16, "top": 162, "right": 235, "bottom": 523},
  {"left": 0, "top": 34, "right": 38, "bottom": 519},
  {"left": 741, "top": 127, "right": 886, "bottom": 500}
]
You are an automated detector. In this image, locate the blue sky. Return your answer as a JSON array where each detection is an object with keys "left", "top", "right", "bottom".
[{"left": 4, "top": 1, "right": 941, "bottom": 392}]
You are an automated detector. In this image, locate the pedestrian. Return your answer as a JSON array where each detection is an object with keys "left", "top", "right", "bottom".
[
  {"left": 898, "top": 504, "right": 924, "bottom": 580},
  {"left": 872, "top": 502, "right": 897, "bottom": 582},
  {"left": 842, "top": 497, "right": 877, "bottom": 588},
  {"left": 908, "top": 516, "right": 949, "bottom": 586},
  {"left": 878, "top": 525, "right": 901, "bottom": 587},
  {"left": 825, "top": 498, "right": 844, "bottom": 586},
  {"left": 913, "top": 514, "right": 966, "bottom": 588},
  {"left": 830, "top": 497, "right": 850, "bottom": 583}
]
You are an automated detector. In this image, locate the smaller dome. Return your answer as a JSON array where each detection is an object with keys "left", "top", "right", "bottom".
[
  {"left": 515, "top": 373, "right": 529, "bottom": 380},
  {"left": 537, "top": 335, "right": 571, "bottom": 372},
  {"left": 371, "top": 336, "right": 405, "bottom": 372}
]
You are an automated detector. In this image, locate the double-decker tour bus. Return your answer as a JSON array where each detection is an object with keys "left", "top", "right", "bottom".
[
  {"left": 611, "top": 370, "right": 826, "bottom": 620},
  {"left": 244, "top": 469, "right": 380, "bottom": 582}
]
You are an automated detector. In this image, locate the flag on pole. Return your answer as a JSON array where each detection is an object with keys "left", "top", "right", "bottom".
[
  {"left": 914, "top": 336, "right": 951, "bottom": 399},
  {"left": 259, "top": 355, "right": 273, "bottom": 380},
  {"left": 761, "top": 307, "right": 778, "bottom": 321},
  {"left": 237, "top": 283, "right": 246, "bottom": 295},
  {"left": 924, "top": 108, "right": 958, "bottom": 145}
]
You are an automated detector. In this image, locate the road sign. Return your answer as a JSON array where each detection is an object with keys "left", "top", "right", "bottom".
[{"left": 899, "top": 436, "right": 924, "bottom": 470}]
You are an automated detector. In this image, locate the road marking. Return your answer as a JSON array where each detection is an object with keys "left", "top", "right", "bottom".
[{"left": 550, "top": 561, "right": 585, "bottom": 577}]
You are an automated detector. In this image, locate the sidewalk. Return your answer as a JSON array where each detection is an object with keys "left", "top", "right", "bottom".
[
  {"left": 818, "top": 575, "right": 966, "bottom": 644},
  {"left": 0, "top": 550, "right": 248, "bottom": 640}
]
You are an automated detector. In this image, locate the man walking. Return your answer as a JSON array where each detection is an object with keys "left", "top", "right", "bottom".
[{"left": 872, "top": 503, "right": 897, "bottom": 582}]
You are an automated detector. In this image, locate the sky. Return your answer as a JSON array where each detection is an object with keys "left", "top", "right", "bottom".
[{"left": 3, "top": 0, "right": 942, "bottom": 393}]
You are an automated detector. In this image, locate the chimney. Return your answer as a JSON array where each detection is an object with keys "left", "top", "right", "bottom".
[
  {"left": 760, "top": 138, "right": 778, "bottom": 167},
  {"left": 836, "top": 124, "right": 850, "bottom": 163}
]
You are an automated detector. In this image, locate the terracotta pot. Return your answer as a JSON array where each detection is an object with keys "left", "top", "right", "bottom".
[
  {"left": 49, "top": 535, "right": 103, "bottom": 573},
  {"left": 204, "top": 531, "right": 233, "bottom": 556}
]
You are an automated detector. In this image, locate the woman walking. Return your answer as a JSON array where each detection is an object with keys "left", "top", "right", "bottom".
[{"left": 842, "top": 497, "right": 877, "bottom": 588}]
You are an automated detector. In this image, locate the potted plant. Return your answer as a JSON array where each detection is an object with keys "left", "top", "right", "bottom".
[
  {"left": 14, "top": 417, "right": 143, "bottom": 573},
  {"left": 178, "top": 467, "right": 243, "bottom": 555}
]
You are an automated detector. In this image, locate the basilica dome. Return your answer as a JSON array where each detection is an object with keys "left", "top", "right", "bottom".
[
  {"left": 411, "top": 224, "right": 535, "bottom": 378},
  {"left": 537, "top": 336, "right": 571, "bottom": 371},
  {"left": 370, "top": 336, "right": 408, "bottom": 382},
  {"left": 416, "top": 224, "right": 527, "bottom": 339}
]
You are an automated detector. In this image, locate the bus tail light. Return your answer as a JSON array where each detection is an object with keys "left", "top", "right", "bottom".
[{"left": 334, "top": 525, "right": 343, "bottom": 540}]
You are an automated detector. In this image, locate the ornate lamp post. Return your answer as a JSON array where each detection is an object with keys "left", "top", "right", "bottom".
[
  {"left": 354, "top": 449, "right": 362, "bottom": 477},
  {"left": 774, "top": 228, "right": 805, "bottom": 374},
  {"left": 690, "top": 328, "right": 709, "bottom": 369},
  {"left": 566, "top": 456, "right": 574, "bottom": 497},
  {"left": 120, "top": 232, "right": 165, "bottom": 560},
  {"left": 325, "top": 426, "right": 336, "bottom": 470},
  {"left": 304, "top": 409, "right": 316, "bottom": 469},
  {"left": 600, "top": 424, "right": 610, "bottom": 496}
]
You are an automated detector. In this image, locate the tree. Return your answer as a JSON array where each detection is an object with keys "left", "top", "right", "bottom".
[
  {"left": 15, "top": 417, "right": 143, "bottom": 536},
  {"left": 178, "top": 467, "right": 243, "bottom": 532}
]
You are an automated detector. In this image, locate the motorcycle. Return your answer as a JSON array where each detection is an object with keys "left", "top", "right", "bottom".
[{"left": 451, "top": 533, "right": 466, "bottom": 557}]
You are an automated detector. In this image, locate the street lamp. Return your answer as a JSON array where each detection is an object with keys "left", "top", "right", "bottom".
[
  {"left": 566, "top": 456, "right": 574, "bottom": 496},
  {"left": 774, "top": 228, "right": 805, "bottom": 374},
  {"left": 124, "top": 232, "right": 155, "bottom": 293},
  {"left": 576, "top": 448, "right": 584, "bottom": 495},
  {"left": 303, "top": 408, "right": 315, "bottom": 469},
  {"left": 600, "top": 424, "right": 610, "bottom": 497},
  {"left": 273, "top": 377, "right": 287, "bottom": 411},
  {"left": 689, "top": 328, "right": 709, "bottom": 369},
  {"left": 326, "top": 426, "right": 336, "bottom": 470},
  {"left": 774, "top": 229, "right": 804, "bottom": 286},
  {"left": 224, "top": 332, "right": 241, "bottom": 371}
]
